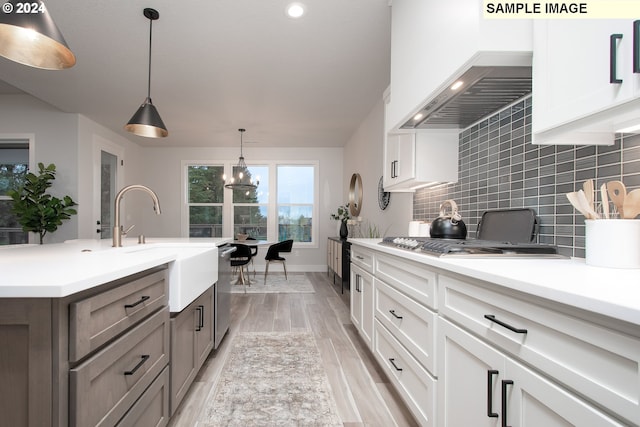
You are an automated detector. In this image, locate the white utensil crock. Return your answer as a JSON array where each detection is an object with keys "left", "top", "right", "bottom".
[{"left": 585, "top": 219, "right": 640, "bottom": 268}]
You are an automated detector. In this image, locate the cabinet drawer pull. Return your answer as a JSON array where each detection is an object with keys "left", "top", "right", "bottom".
[
  {"left": 487, "top": 370, "right": 499, "bottom": 418},
  {"left": 124, "top": 295, "right": 150, "bottom": 309},
  {"left": 501, "top": 379, "right": 513, "bottom": 427},
  {"left": 634, "top": 20, "right": 640, "bottom": 73},
  {"left": 484, "top": 314, "right": 527, "bottom": 334},
  {"left": 610, "top": 33, "right": 624, "bottom": 84},
  {"left": 124, "top": 354, "right": 150, "bottom": 376},
  {"left": 389, "top": 358, "right": 403, "bottom": 372},
  {"left": 355, "top": 255, "right": 364, "bottom": 260},
  {"left": 389, "top": 309, "right": 403, "bottom": 320}
]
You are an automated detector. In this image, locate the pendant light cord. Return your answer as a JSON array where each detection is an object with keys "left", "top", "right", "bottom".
[{"left": 147, "top": 18, "right": 153, "bottom": 99}]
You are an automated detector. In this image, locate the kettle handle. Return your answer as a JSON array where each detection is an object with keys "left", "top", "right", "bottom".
[{"left": 439, "top": 199, "right": 462, "bottom": 224}]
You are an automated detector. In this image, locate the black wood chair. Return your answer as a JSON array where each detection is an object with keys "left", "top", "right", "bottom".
[
  {"left": 264, "top": 239, "right": 293, "bottom": 283},
  {"left": 230, "top": 243, "right": 253, "bottom": 291}
]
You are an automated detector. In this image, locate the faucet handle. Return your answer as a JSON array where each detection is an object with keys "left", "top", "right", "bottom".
[{"left": 122, "top": 224, "right": 135, "bottom": 236}]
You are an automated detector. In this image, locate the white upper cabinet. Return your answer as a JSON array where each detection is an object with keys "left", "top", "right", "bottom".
[
  {"left": 532, "top": 19, "right": 640, "bottom": 145},
  {"left": 385, "top": 0, "right": 532, "bottom": 134}
]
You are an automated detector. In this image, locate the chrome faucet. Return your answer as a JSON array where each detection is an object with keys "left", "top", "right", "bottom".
[{"left": 112, "top": 185, "right": 161, "bottom": 247}]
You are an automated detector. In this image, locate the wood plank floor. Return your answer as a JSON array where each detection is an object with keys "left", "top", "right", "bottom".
[{"left": 167, "top": 271, "right": 419, "bottom": 427}]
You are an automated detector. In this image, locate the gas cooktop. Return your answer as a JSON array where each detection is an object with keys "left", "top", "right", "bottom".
[{"left": 380, "top": 237, "right": 565, "bottom": 258}]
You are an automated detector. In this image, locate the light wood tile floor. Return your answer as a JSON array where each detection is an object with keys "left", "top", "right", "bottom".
[{"left": 167, "top": 271, "right": 419, "bottom": 427}]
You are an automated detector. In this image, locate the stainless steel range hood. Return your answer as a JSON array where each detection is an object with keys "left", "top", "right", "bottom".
[{"left": 401, "top": 66, "right": 532, "bottom": 130}]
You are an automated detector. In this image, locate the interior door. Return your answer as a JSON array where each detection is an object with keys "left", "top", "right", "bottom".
[{"left": 93, "top": 137, "right": 124, "bottom": 240}]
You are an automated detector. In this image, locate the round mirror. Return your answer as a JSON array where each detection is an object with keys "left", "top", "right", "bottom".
[{"left": 349, "top": 173, "right": 363, "bottom": 216}]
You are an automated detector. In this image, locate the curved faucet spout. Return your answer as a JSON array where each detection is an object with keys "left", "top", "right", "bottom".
[{"left": 112, "top": 185, "right": 161, "bottom": 247}]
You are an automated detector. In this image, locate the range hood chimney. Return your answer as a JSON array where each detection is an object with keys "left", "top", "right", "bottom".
[{"left": 401, "top": 66, "right": 532, "bottom": 130}]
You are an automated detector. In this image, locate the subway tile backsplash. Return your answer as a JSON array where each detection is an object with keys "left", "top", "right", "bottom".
[{"left": 412, "top": 96, "right": 640, "bottom": 258}]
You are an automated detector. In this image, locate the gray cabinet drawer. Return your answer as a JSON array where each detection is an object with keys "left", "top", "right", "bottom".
[
  {"left": 70, "top": 270, "right": 168, "bottom": 362},
  {"left": 70, "top": 308, "right": 170, "bottom": 427},
  {"left": 117, "top": 366, "right": 170, "bottom": 427}
]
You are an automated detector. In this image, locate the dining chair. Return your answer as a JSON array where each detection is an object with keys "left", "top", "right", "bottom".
[
  {"left": 230, "top": 243, "right": 253, "bottom": 291},
  {"left": 246, "top": 236, "right": 258, "bottom": 277},
  {"left": 264, "top": 239, "right": 294, "bottom": 283}
]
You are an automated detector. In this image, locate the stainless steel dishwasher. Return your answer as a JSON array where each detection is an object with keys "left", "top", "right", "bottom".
[{"left": 214, "top": 244, "right": 235, "bottom": 349}]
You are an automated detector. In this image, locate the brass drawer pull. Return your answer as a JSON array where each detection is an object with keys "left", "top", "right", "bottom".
[{"left": 124, "top": 354, "right": 150, "bottom": 376}]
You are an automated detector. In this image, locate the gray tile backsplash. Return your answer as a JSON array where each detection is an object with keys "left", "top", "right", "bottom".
[{"left": 412, "top": 95, "right": 640, "bottom": 258}]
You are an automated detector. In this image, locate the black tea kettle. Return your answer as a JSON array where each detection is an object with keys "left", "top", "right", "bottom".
[{"left": 430, "top": 200, "right": 467, "bottom": 239}]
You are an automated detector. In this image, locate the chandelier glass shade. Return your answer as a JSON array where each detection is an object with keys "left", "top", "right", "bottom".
[
  {"left": 124, "top": 8, "right": 168, "bottom": 138},
  {"left": 224, "top": 129, "right": 259, "bottom": 191},
  {"left": 0, "top": 0, "right": 76, "bottom": 70}
]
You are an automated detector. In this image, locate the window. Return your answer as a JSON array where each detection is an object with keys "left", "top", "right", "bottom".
[
  {"left": 277, "top": 165, "right": 314, "bottom": 243},
  {"left": 233, "top": 165, "right": 268, "bottom": 239},
  {"left": 0, "top": 141, "right": 29, "bottom": 245},
  {"left": 187, "top": 165, "right": 224, "bottom": 237},
  {"left": 184, "top": 162, "right": 317, "bottom": 245}
]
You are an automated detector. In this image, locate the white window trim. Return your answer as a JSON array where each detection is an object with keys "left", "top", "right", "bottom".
[{"left": 181, "top": 159, "right": 319, "bottom": 248}]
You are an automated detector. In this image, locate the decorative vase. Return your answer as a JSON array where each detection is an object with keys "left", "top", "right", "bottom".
[{"left": 339, "top": 221, "right": 348, "bottom": 239}]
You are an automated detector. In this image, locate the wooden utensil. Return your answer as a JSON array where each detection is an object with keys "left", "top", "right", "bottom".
[
  {"left": 607, "top": 181, "right": 626, "bottom": 218},
  {"left": 567, "top": 192, "right": 591, "bottom": 218},
  {"left": 623, "top": 189, "right": 640, "bottom": 219},
  {"left": 578, "top": 190, "right": 599, "bottom": 219},
  {"left": 600, "top": 183, "right": 610, "bottom": 219},
  {"left": 582, "top": 179, "right": 594, "bottom": 212}
]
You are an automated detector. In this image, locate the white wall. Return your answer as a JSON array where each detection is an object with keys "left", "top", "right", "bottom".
[
  {"left": 343, "top": 97, "right": 412, "bottom": 238},
  {"left": 125, "top": 145, "right": 345, "bottom": 272},
  {"left": 0, "top": 94, "right": 79, "bottom": 243}
]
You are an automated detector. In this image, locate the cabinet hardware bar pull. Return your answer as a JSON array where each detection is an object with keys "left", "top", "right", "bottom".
[
  {"left": 389, "top": 358, "right": 403, "bottom": 371},
  {"left": 484, "top": 314, "right": 527, "bottom": 334},
  {"left": 487, "top": 370, "right": 499, "bottom": 418},
  {"left": 124, "top": 295, "right": 150, "bottom": 309},
  {"left": 501, "top": 379, "right": 513, "bottom": 427},
  {"left": 195, "top": 306, "right": 203, "bottom": 331},
  {"left": 198, "top": 304, "right": 204, "bottom": 329},
  {"left": 124, "top": 355, "right": 150, "bottom": 376},
  {"left": 389, "top": 309, "right": 403, "bottom": 319},
  {"left": 355, "top": 255, "right": 364, "bottom": 260},
  {"left": 634, "top": 21, "right": 640, "bottom": 73},
  {"left": 356, "top": 274, "right": 361, "bottom": 292},
  {"left": 610, "top": 33, "right": 624, "bottom": 83}
]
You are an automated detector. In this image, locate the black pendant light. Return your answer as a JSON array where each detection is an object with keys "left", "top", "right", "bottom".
[
  {"left": 0, "top": 0, "right": 75, "bottom": 70},
  {"left": 224, "top": 129, "right": 259, "bottom": 191},
  {"left": 125, "top": 8, "right": 168, "bottom": 138}
]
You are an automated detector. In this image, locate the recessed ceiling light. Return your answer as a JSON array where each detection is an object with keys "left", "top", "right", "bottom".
[
  {"left": 286, "top": 3, "right": 305, "bottom": 18},
  {"left": 450, "top": 80, "right": 464, "bottom": 91},
  {"left": 413, "top": 113, "right": 424, "bottom": 121}
]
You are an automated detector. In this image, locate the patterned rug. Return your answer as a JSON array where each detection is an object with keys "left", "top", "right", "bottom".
[
  {"left": 201, "top": 332, "right": 342, "bottom": 426},
  {"left": 230, "top": 273, "right": 315, "bottom": 294}
]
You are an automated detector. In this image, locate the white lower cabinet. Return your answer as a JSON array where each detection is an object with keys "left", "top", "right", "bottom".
[
  {"left": 438, "top": 318, "right": 624, "bottom": 427},
  {"left": 350, "top": 263, "right": 374, "bottom": 349}
]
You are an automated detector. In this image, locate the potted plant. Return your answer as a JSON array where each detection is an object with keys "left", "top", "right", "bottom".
[
  {"left": 330, "top": 204, "right": 351, "bottom": 239},
  {"left": 7, "top": 163, "right": 78, "bottom": 244}
]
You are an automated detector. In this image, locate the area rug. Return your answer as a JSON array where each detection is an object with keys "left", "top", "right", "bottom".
[
  {"left": 200, "top": 332, "right": 342, "bottom": 426},
  {"left": 230, "top": 273, "right": 315, "bottom": 294}
]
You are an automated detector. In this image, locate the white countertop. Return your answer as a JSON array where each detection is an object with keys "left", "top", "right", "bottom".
[
  {"left": 0, "top": 238, "right": 232, "bottom": 298},
  {"left": 349, "top": 238, "right": 640, "bottom": 326}
]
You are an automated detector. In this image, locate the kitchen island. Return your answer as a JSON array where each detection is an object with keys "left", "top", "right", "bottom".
[
  {"left": 0, "top": 238, "right": 231, "bottom": 427},
  {"left": 348, "top": 238, "right": 640, "bottom": 427}
]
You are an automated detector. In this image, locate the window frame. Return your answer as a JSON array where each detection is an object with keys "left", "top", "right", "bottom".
[{"left": 0, "top": 134, "right": 34, "bottom": 245}]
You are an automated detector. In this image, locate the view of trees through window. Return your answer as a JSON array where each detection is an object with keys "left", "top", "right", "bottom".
[
  {"left": 187, "top": 163, "right": 315, "bottom": 243},
  {"left": 0, "top": 142, "right": 29, "bottom": 245}
]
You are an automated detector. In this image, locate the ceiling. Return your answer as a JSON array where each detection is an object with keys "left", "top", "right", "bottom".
[{"left": 0, "top": 0, "right": 391, "bottom": 148}]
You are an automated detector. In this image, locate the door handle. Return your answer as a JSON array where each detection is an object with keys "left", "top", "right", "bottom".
[
  {"left": 610, "top": 33, "right": 623, "bottom": 84},
  {"left": 502, "top": 379, "right": 514, "bottom": 427},
  {"left": 487, "top": 370, "right": 499, "bottom": 418},
  {"left": 195, "top": 306, "right": 203, "bottom": 331}
]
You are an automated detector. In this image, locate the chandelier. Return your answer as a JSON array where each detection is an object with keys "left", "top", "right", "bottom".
[{"left": 224, "top": 129, "right": 259, "bottom": 191}]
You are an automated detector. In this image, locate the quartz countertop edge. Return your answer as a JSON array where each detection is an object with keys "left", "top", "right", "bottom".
[
  {"left": 0, "top": 238, "right": 232, "bottom": 298},
  {"left": 349, "top": 238, "right": 640, "bottom": 326}
]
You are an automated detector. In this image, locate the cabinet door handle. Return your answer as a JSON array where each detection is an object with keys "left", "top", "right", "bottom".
[
  {"left": 198, "top": 304, "right": 205, "bottom": 330},
  {"left": 124, "top": 295, "right": 150, "bottom": 309},
  {"left": 355, "top": 274, "right": 361, "bottom": 292},
  {"left": 124, "top": 354, "right": 150, "bottom": 376},
  {"left": 389, "top": 309, "right": 403, "bottom": 319},
  {"left": 484, "top": 314, "right": 527, "bottom": 334},
  {"left": 389, "top": 358, "right": 403, "bottom": 371},
  {"left": 610, "top": 33, "right": 624, "bottom": 84},
  {"left": 501, "top": 379, "right": 514, "bottom": 427},
  {"left": 634, "top": 21, "right": 640, "bottom": 73},
  {"left": 195, "top": 306, "right": 203, "bottom": 331},
  {"left": 487, "top": 370, "right": 499, "bottom": 418}
]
